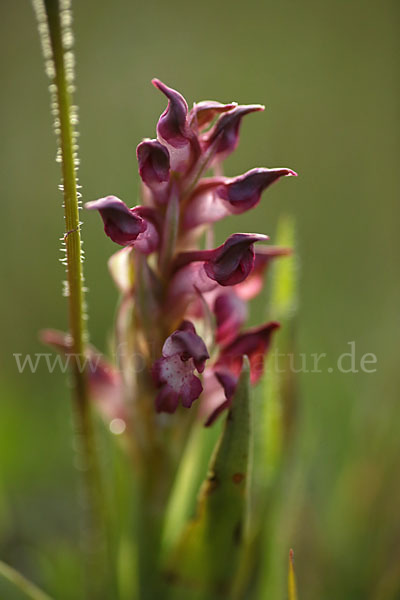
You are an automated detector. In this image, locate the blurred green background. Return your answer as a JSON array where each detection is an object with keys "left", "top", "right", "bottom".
[{"left": 0, "top": 0, "right": 399, "bottom": 598}]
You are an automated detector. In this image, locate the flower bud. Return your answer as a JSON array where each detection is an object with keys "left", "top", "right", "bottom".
[{"left": 152, "top": 79, "right": 200, "bottom": 173}]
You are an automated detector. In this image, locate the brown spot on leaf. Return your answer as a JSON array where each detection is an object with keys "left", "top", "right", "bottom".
[{"left": 232, "top": 472, "right": 245, "bottom": 484}]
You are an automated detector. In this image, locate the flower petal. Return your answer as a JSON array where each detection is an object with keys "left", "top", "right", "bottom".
[
  {"left": 137, "top": 139, "right": 170, "bottom": 204},
  {"left": 189, "top": 101, "right": 237, "bottom": 131},
  {"left": 204, "top": 370, "right": 238, "bottom": 426},
  {"left": 107, "top": 246, "right": 134, "bottom": 294},
  {"left": 85, "top": 196, "right": 146, "bottom": 246},
  {"left": 204, "top": 233, "right": 269, "bottom": 286},
  {"left": 152, "top": 79, "right": 200, "bottom": 172},
  {"left": 153, "top": 355, "right": 203, "bottom": 411},
  {"left": 183, "top": 168, "right": 296, "bottom": 229},
  {"left": 137, "top": 138, "right": 170, "bottom": 184},
  {"left": 204, "top": 104, "right": 264, "bottom": 162},
  {"left": 216, "top": 321, "right": 280, "bottom": 383},
  {"left": 152, "top": 321, "right": 209, "bottom": 413},
  {"left": 182, "top": 177, "right": 227, "bottom": 229},
  {"left": 131, "top": 206, "right": 160, "bottom": 254},
  {"left": 155, "top": 384, "right": 180, "bottom": 413},
  {"left": 162, "top": 320, "right": 210, "bottom": 372},
  {"left": 217, "top": 167, "right": 297, "bottom": 213},
  {"left": 235, "top": 246, "right": 292, "bottom": 300},
  {"left": 85, "top": 197, "right": 160, "bottom": 253},
  {"left": 214, "top": 292, "right": 248, "bottom": 345},
  {"left": 173, "top": 233, "right": 269, "bottom": 287}
]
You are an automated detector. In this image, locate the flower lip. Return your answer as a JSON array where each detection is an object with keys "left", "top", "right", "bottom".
[
  {"left": 152, "top": 321, "right": 210, "bottom": 413},
  {"left": 85, "top": 196, "right": 146, "bottom": 246}
]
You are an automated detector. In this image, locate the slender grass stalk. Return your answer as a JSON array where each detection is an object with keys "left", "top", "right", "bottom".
[
  {"left": 32, "top": 1, "right": 111, "bottom": 596},
  {"left": 288, "top": 549, "right": 299, "bottom": 600},
  {"left": 0, "top": 559, "right": 53, "bottom": 600}
]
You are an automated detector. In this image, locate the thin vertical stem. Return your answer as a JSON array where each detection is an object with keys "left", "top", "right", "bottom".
[{"left": 32, "top": 1, "right": 111, "bottom": 597}]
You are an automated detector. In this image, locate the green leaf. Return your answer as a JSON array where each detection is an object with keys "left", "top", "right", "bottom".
[
  {"left": 254, "top": 215, "right": 300, "bottom": 599},
  {"left": 288, "top": 549, "right": 299, "bottom": 600},
  {"left": 165, "top": 359, "right": 252, "bottom": 597},
  {"left": 263, "top": 214, "right": 299, "bottom": 484},
  {"left": 162, "top": 422, "right": 221, "bottom": 553},
  {"left": 269, "top": 214, "right": 298, "bottom": 321}
]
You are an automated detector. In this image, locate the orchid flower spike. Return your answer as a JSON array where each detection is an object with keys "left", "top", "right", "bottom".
[{"left": 84, "top": 79, "right": 296, "bottom": 420}]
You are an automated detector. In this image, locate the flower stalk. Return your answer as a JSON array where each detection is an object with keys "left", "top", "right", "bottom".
[{"left": 32, "top": 0, "right": 111, "bottom": 596}]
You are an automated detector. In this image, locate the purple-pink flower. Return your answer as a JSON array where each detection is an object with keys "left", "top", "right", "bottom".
[
  {"left": 82, "top": 79, "right": 296, "bottom": 425},
  {"left": 152, "top": 321, "right": 209, "bottom": 413},
  {"left": 137, "top": 139, "right": 170, "bottom": 204},
  {"left": 203, "top": 104, "right": 265, "bottom": 162},
  {"left": 216, "top": 321, "right": 280, "bottom": 383},
  {"left": 85, "top": 196, "right": 160, "bottom": 254},
  {"left": 85, "top": 196, "right": 146, "bottom": 246},
  {"left": 152, "top": 78, "right": 200, "bottom": 173},
  {"left": 173, "top": 233, "right": 269, "bottom": 286},
  {"left": 184, "top": 168, "right": 296, "bottom": 228}
]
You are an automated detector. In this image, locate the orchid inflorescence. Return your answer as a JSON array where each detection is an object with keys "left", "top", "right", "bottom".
[
  {"left": 38, "top": 70, "right": 298, "bottom": 598},
  {"left": 78, "top": 79, "right": 296, "bottom": 430},
  {"left": 45, "top": 79, "right": 296, "bottom": 434}
]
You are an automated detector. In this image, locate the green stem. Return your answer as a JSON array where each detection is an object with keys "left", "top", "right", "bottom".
[
  {"left": 32, "top": 1, "right": 111, "bottom": 597},
  {"left": 136, "top": 446, "right": 172, "bottom": 600},
  {"left": 0, "top": 560, "right": 53, "bottom": 600},
  {"left": 41, "top": 2, "right": 85, "bottom": 356},
  {"left": 159, "top": 192, "right": 180, "bottom": 279}
]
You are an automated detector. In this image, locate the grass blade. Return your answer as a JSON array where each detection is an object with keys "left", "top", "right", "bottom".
[
  {"left": 288, "top": 549, "right": 298, "bottom": 600},
  {"left": 0, "top": 559, "right": 53, "bottom": 600}
]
